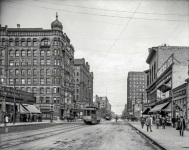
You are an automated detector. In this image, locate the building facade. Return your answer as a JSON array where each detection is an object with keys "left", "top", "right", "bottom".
[
  {"left": 0, "top": 13, "right": 75, "bottom": 119},
  {"left": 146, "top": 45, "right": 189, "bottom": 126},
  {"left": 74, "top": 58, "right": 93, "bottom": 109},
  {"left": 127, "top": 71, "right": 147, "bottom": 116}
]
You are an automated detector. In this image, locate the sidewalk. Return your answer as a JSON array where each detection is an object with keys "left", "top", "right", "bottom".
[
  {"left": 0, "top": 119, "right": 84, "bottom": 128},
  {"left": 129, "top": 122, "right": 189, "bottom": 150}
]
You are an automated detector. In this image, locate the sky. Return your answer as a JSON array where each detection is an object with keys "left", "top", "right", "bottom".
[{"left": 1, "top": 0, "right": 189, "bottom": 115}]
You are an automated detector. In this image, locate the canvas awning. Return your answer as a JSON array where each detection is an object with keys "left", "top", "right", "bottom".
[
  {"left": 142, "top": 108, "right": 150, "bottom": 115},
  {"left": 23, "top": 104, "right": 41, "bottom": 114},
  {"left": 162, "top": 103, "right": 171, "bottom": 112},
  {"left": 17, "top": 103, "right": 30, "bottom": 114},
  {"left": 149, "top": 102, "right": 170, "bottom": 113}
]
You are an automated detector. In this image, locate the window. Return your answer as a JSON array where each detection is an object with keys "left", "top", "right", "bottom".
[
  {"left": 15, "top": 78, "right": 19, "bottom": 84},
  {"left": 15, "top": 50, "right": 19, "bottom": 57},
  {"left": 27, "top": 39, "right": 31, "bottom": 46},
  {"left": 40, "top": 50, "right": 45, "bottom": 56},
  {"left": 9, "top": 69, "right": 13, "bottom": 75},
  {"left": 9, "top": 39, "right": 13, "bottom": 46},
  {"left": 27, "top": 78, "right": 31, "bottom": 84},
  {"left": 53, "top": 39, "right": 57, "bottom": 45},
  {"left": 27, "top": 60, "right": 32, "bottom": 65},
  {"left": 40, "top": 78, "right": 44, "bottom": 84},
  {"left": 33, "top": 38, "right": 37, "bottom": 46},
  {"left": 55, "top": 78, "right": 60, "bottom": 84},
  {"left": 9, "top": 60, "right": 14, "bottom": 66},
  {"left": 27, "top": 69, "right": 31, "bottom": 75},
  {"left": 27, "top": 50, "right": 31, "bottom": 56},
  {"left": 33, "top": 50, "right": 37, "bottom": 56},
  {"left": 46, "top": 87, "right": 50, "bottom": 94},
  {"left": 47, "top": 50, "right": 51, "bottom": 56},
  {"left": 40, "top": 59, "right": 45, "bottom": 65},
  {"left": 21, "top": 69, "right": 25, "bottom": 75},
  {"left": 33, "top": 87, "right": 37, "bottom": 93},
  {"left": 46, "top": 69, "right": 50, "bottom": 76},
  {"left": 77, "top": 72, "right": 79, "bottom": 76},
  {"left": 47, "top": 59, "right": 51, "bottom": 65},
  {"left": 46, "top": 97, "right": 50, "bottom": 103},
  {"left": 40, "top": 87, "right": 44, "bottom": 94},
  {"left": 9, "top": 50, "right": 14, "bottom": 57},
  {"left": 33, "top": 78, "right": 38, "bottom": 85},
  {"left": 33, "top": 69, "right": 37, "bottom": 76},
  {"left": 21, "top": 87, "right": 25, "bottom": 91},
  {"left": 40, "top": 69, "right": 44, "bottom": 76},
  {"left": 40, "top": 97, "right": 44, "bottom": 103},
  {"left": 41, "top": 39, "right": 50, "bottom": 46},
  {"left": 15, "top": 60, "right": 19, "bottom": 66},
  {"left": 9, "top": 78, "right": 14, "bottom": 85},
  {"left": 46, "top": 78, "right": 50, "bottom": 84},
  {"left": 15, "top": 39, "right": 19, "bottom": 46},
  {"left": 21, "top": 60, "right": 25, "bottom": 66},
  {"left": 21, "top": 50, "right": 25, "bottom": 56},
  {"left": 15, "top": 69, "right": 19, "bottom": 75},
  {"left": 26, "top": 87, "right": 31, "bottom": 92},
  {"left": 55, "top": 59, "right": 60, "bottom": 65},
  {"left": 21, "top": 78, "right": 25, "bottom": 84},
  {"left": 21, "top": 40, "right": 25, "bottom": 46},
  {"left": 33, "top": 59, "right": 37, "bottom": 65}
]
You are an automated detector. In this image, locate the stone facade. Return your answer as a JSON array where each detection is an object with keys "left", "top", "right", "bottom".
[
  {"left": 0, "top": 13, "right": 75, "bottom": 119},
  {"left": 74, "top": 58, "right": 93, "bottom": 109}
]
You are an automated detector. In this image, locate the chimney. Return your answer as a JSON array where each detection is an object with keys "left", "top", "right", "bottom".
[{"left": 17, "top": 24, "right": 20, "bottom": 28}]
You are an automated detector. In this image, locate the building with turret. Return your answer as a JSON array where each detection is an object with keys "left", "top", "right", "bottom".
[{"left": 0, "top": 13, "right": 75, "bottom": 119}]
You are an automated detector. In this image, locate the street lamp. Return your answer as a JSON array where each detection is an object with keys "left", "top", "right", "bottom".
[{"left": 13, "top": 78, "right": 16, "bottom": 124}]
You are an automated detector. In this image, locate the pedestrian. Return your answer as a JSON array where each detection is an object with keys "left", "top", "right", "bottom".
[
  {"left": 145, "top": 116, "right": 153, "bottom": 132},
  {"left": 4, "top": 115, "right": 9, "bottom": 126},
  {"left": 161, "top": 116, "right": 166, "bottom": 129},
  {"left": 155, "top": 116, "right": 160, "bottom": 129},
  {"left": 140, "top": 116, "right": 146, "bottom": 129},
  {"left": 115, "top": 116, "right": 118, "bottom": 122},
  {"left": 175, "top": 116, "right": 179, "bottom": 129},
  {"left": 179, "top": 116, "right": 186, "bottom": 136}
]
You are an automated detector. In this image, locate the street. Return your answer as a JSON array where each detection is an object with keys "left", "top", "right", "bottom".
[{"left": 0, "top": 120, "right": 159, "bottom": 150}]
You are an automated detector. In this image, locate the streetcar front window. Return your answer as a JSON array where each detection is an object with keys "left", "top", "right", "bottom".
[{"left": 87, "top": 110, "right": 90, "bottom": 116}]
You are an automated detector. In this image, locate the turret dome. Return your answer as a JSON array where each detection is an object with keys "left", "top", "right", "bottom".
[{"left": 51, "top": 12, "right": 63, "bottom": 31}]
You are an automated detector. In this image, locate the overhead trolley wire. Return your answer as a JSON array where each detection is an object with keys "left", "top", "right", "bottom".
[
  {"left": 35, "top": 0, "right": 189, "bottom": 17},
  {"left": 3, "top": 0, "right": 189, "bottom": 22}
]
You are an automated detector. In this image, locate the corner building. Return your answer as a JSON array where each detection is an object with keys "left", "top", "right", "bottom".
[{"left": 0, "top": 13, "right": 75, "bottom": 119}]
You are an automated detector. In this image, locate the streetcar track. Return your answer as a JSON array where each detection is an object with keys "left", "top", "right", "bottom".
[
  {"left": 0, "top": 124, "right": 87, "bottom": 149},
  {"left": 0, "top": 124, "right": 80, "bottom": 139}
]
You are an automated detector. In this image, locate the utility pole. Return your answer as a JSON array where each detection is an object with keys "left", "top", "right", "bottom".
[
  {"left": 13, "top": 78, "right": 16, "bottom": 124},
  {"left": 141, "top": 92, "right": 144, "bottom": 117}
]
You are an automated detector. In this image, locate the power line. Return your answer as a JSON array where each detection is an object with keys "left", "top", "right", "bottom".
[
  {"left": 35, "top": 0, "right": 189, "bottom": 17},
  {"left": 94, "top": 0, "right": 144, "bottom": 72},
  {"left": 4, "top": 0, "right": 189, "bottom": 22}
]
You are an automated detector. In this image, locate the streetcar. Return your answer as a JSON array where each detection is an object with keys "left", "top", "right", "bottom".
[{"left": 82, "top": 106, "right": 101, "bottom": 124}]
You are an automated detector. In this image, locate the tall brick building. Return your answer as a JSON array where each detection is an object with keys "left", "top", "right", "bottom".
[
  {"left": 74, "top": 58, "right": 93, "bottom": 109},
  {"left": 127, "top": 71, "right": 147, "bottom": 116},
  {"left": 0, "top": 13, "right": 75, "bottom": 119}
]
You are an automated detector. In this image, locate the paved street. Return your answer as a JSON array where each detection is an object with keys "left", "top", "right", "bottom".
[{"left": 0, "top": 119, "right": 159, "bottom": 150}]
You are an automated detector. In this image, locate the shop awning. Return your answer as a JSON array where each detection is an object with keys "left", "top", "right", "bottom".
[
  {"left": 162, "top": 103, "right": 171, "bottom": 112},
  {"left": 71, "top": 108, "right": 83, "bottom": 112},
  {"left": 23, "top": 104, "right": 41, "bottom": 114},
  {"left": 16, "top": 103, "right": 30, "bottom": 114},
  {"left": 142, "top": 108, "right": 150, "bottom": 115},
  {"left": 149, "top": 102, "right": 170, "bottom": 113}
]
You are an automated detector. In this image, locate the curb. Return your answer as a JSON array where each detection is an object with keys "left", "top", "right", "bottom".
[{"left": 128, "top": 123, "right": 167, "bottom": 150}]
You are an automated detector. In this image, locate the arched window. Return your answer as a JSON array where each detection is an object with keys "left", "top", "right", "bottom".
[
  {"left": 15, "top": 50, "right": 19, "bottom": 57},
  {"left": 41, "top": 38, "right": 50, "bottom": 46},
  {"left": 46, "top": 69, "right": 50, "bottom": 76},
  {"left": 53, "top": 39, "right": 57, "bottom": 45},
  {"left": 47, "top": 50, "right": 51, "bottom": 56},
  {"left": 40, "top": 69, "right": 44, "bottom": 76},
  {"left": 27, "top": 50, "right": 31, "bottom": 56},
  {"left": 33, "top": 69, "right": 37, "bottom": 76},
  {"left": 21, "top": 50, "right": 25, "bottom": 57},
  {"left": 40, "top": 50, "right": 45, "bottom": 56},
  {"left": 33, "top": 50, "right": 37, "bottom": 56},
  {"left": 9, "top": 50, "right": 14, "bottom": 57},
  {"left": 27, "top": 69, "right": 31, "bottom": 75},
  {"left": 15, "top": 69, "right": 19, "bottom": 75}
]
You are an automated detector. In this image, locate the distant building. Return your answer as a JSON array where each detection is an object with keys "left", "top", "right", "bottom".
[
  {"left": 74, "top": 58, "right": 93, "bottom": 109},
  {"left": 0, "top": 13, "right": 75, "bottom": 119},
  {"left": 94, "top": 96, "right": 111, "bottom": 112},
  {"left": 127, "top": 71, "right": 147, "bottom": 115}
]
